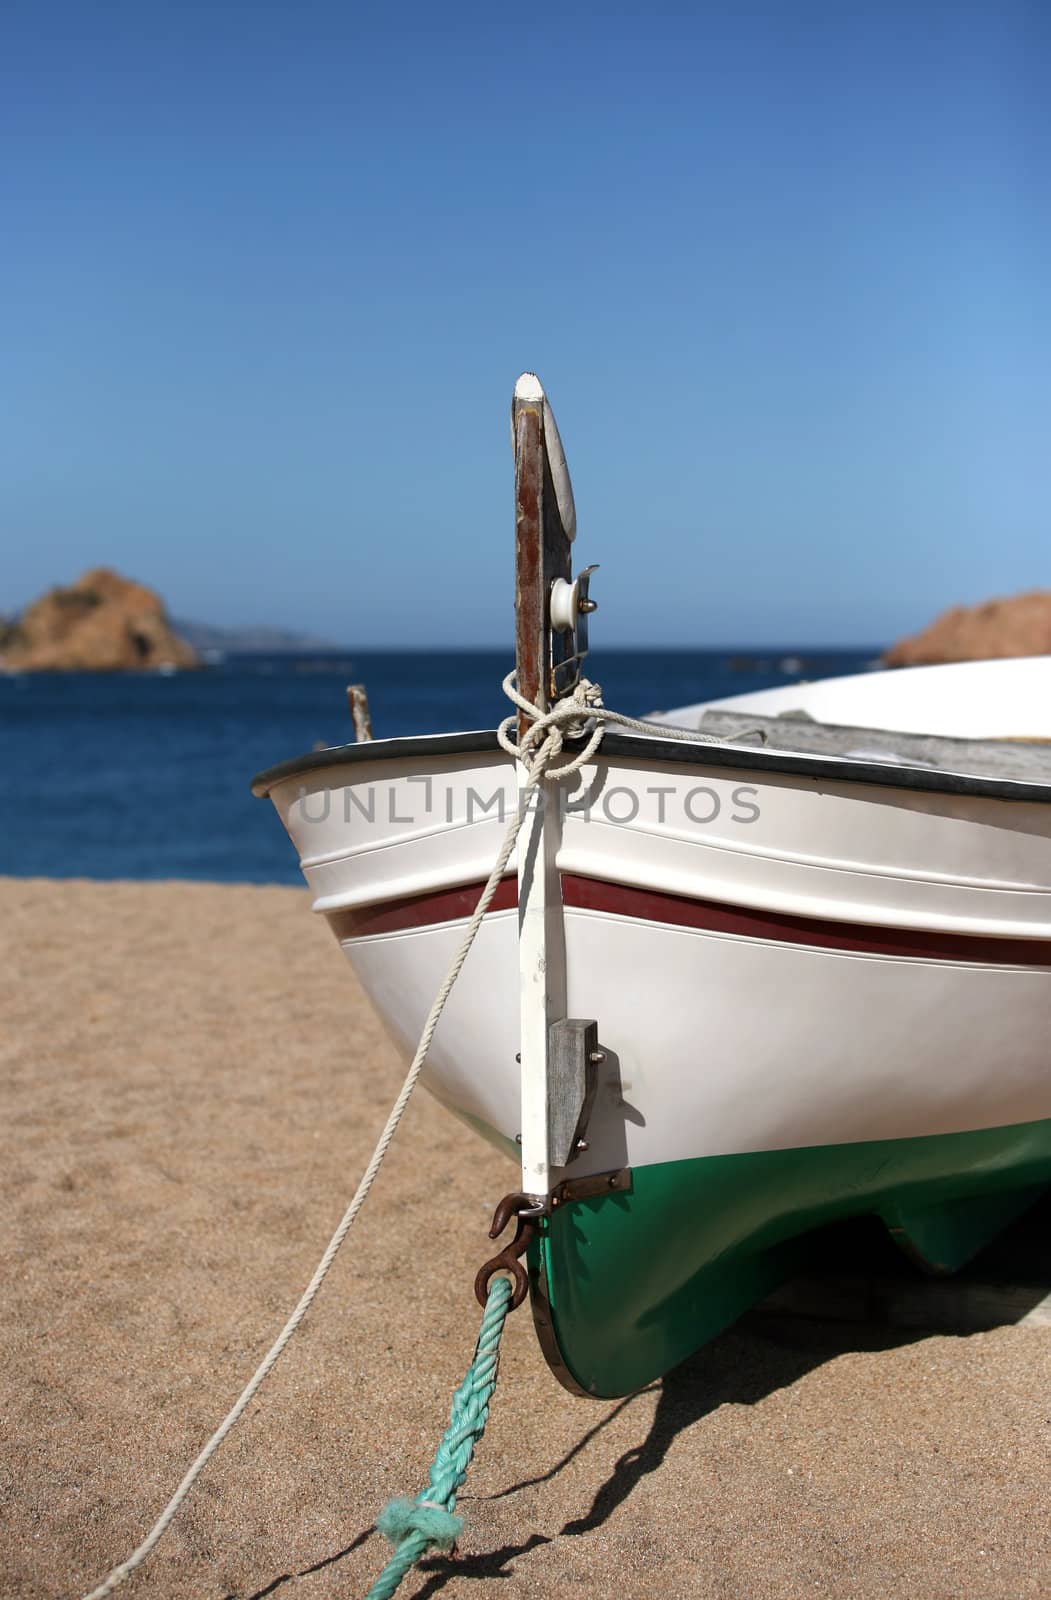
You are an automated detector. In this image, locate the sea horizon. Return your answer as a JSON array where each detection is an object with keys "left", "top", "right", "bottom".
[{"left": 1, "top": 645, "right": 879, "bottom": 884}]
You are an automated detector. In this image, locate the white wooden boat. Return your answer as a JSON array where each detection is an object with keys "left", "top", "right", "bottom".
[{"left": 254, "top": 376, "right": 1051, "bottom": 1397}]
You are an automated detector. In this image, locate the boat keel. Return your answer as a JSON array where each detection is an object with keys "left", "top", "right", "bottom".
[{"left": 532, "top": 1117, "right": 1051, "bottom": 1397}]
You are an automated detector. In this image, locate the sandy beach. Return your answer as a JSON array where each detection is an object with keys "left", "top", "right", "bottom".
[{"left": 3, "top": 876, "right": 1048, "bottom": 1600}]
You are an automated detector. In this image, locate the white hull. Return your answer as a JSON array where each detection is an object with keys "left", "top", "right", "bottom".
[
  {"left": 348, "top": 897, "right": 1051, "bottom": 1170},
  {"left": 259, "top": 676, "right": 1051, "bottom": 1184},
  {"left": 253, "top": 367, "right": 1051, "bottom": 1390}
]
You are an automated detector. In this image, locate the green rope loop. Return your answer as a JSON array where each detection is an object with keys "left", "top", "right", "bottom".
[{"left": 364, "top": 1275, "right": 513, "bottom": 1600}]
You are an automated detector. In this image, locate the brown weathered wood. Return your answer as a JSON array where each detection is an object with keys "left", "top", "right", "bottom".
[
  {"left": 513, "top": 377, "right": 574, "bottom": 741},
  {"left": 346, "top": 683, "right": 373, "bottom": 742}
]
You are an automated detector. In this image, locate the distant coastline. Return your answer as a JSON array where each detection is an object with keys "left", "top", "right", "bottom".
[
  {"left": 171, "top": 619, "right": 347, "bottom": 655},
  {"left": 0, "top": 566, "right": 350, "bottom": 672}
]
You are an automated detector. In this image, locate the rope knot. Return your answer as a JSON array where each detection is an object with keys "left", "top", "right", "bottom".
[
  {"left": 497, "top": 670, "right": 608, "bottom": 779},
  {"left": 496, "top": 665, "right": 722, "bottom": 786},
  {"left": 376, "top": 1496, "right": 463, "bottom": 1551},
  {"left": 558, "top": 676, "right": 604, "bottom": 741}
]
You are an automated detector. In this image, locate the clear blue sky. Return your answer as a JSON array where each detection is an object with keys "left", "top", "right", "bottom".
[{"left": 2, "top": 1, "right": 1047, "bottom": 647}]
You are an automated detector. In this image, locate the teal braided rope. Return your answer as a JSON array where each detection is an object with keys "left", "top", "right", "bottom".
[{"left": 365, "top": 1276, "right": 513, "bottom": 1600}]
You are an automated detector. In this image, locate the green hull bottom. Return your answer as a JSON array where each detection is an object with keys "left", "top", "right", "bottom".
[{"left": 533, "top": 1117, "right": 1051, "bottom": 1397}]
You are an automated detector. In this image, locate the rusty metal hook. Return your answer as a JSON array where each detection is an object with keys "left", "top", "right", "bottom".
[{"left": 474, "top": 1191, "right": 540, "bottom": 1311}]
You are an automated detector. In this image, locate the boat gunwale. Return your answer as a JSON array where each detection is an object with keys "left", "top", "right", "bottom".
[{"left": 251, "top": 728, "right": 1051, "bottom": 805}]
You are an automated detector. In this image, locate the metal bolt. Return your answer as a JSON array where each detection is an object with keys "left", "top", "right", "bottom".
[
  {"left": 514, "top": 1133, "right": 522, "bottom": 1144},
  {"left": 575, "top": 1138, "right": 589, "bottom": 1151},
  {"left": 589, "top": 1049, "right": 606, "bottom": 1064},
  {"left": 608, "top": 1175, "right": 618, "bottom": 1188}
]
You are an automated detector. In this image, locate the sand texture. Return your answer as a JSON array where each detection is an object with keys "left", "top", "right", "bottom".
[{"left": 2, "top": 878, "right": 1049, "bottom": 1600}]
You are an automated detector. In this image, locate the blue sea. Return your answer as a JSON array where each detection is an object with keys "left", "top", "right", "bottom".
[{"left": 0, "top": 649, "right": 876, "bottom": 883}]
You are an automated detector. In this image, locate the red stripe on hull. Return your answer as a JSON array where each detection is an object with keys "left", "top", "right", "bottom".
[
  {"left": 562, "top": 875, "right": 1051, "bottom": 964},
  {"left": 328, "top": 877, "right": 518, "bottom": 940},
  {"left": 327, "top": 873, "right": 1051, "bottom": 966}
]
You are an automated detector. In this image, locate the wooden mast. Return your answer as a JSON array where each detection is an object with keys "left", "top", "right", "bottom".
[
  {"left": 513, "top": 374, "right": 576, "bottom": 733},
  {"left": 512, "top": 374, "right": 575, "bottom": 1202}
]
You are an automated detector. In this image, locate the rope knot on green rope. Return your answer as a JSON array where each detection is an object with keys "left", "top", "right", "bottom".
[
  {"left": 376, "top": 1498, "right": 462, "bottom": 1550},
  {"left": 365, "top": 1274, "right": 513, "bottom": 1600}
]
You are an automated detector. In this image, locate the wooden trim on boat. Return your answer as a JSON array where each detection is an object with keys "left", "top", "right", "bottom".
[
  {"left": 327, "top": 872, "right": 1051, "bottom": 966},
  {"left": 251, "top": 728, "right": 1051, "bottom": 804}
]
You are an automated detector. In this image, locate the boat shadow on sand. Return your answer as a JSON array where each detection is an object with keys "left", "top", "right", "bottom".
[
  {"left": 231, "top": 1194, "right": 1049, "bottom": 1599},
  {"left": 232, "top": 1325, "right": 829, "bottom": 1600},
  {"left": 230, "top": 1321, "right": 859, "bottom": 1600}
]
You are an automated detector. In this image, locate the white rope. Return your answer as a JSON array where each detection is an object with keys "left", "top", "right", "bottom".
[
  {"left": 81, "top": 671, "right": 718, "bottom": 1598},
  {"left": 496, "top": 669, "right": 722, "bottom": 778}
]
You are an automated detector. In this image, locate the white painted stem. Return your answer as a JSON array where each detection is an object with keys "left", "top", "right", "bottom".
[{"left": 517, "top": 762, "right": 565, "bottom": 1200}]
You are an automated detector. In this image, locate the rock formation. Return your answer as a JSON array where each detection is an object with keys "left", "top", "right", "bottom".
[
  {"left": 884, "top": 590, "right": 1051, "bottom": 666},
  {"left": 1, "top": 568, "right": 199, "bottom": 672}
]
